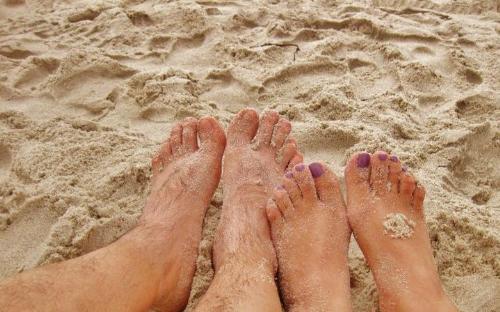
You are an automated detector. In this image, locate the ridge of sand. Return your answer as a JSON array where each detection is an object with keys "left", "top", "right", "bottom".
[{"left": 1, "top": 1, "right": 499, "bottom": 311}]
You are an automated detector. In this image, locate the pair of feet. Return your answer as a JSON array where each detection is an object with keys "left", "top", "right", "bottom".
[{"left": 138, "top": 109, "right": 457, "bottom": 311}]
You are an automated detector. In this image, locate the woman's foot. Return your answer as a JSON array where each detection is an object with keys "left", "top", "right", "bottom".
[
  {"left": 345, "top": 151, "right": 458, "bottom": 312},
  {"left": 266, "top": 162, "right": 352, "bottom": 312},
  {"left": 135, "top": 117, "right": 226, "bottom": 311},
  {"left": 195, "top": 109, "right": 302, "bottom": 311}
]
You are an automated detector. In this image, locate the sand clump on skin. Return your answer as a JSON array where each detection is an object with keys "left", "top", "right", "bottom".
[
  {"left": 0, "top": 0, "right": 499, "bottom": 311},
  {"left": 383, "top": 213, "right": 416, "bottom": 239}
]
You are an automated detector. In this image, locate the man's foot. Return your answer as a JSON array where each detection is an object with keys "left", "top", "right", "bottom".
[
  {"left": 135, "top": 117, "right": 225, "bottom": 311},
  {"left": 345, "top": 151, "right": 458, "bottom": 312},
  {"left": 213, "top": 108, "right": 303, "bottom": 274},
  {"left": 266, "top": 162, "right": 352, "bottom": 311}
]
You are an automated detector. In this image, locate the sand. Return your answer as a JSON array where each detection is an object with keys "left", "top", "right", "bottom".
[
  {"left": 0, "top": 0, "right": 498, "bottom": 311},
  {"left": 383, "top": 212, "right": 416, "bottom": 239}
]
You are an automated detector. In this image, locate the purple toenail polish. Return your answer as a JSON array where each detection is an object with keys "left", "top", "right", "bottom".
[
  {"left": 285, "top": 172, "right": 293, "bottom": 179},
  {"left": 357, "top": 153, "right": 370, "bottom": 168},
  {"left": 402, "top": 165, "right": 408, "bottom": 172},
  {"left": 296, "top": 164, "right": 305, "bottom": 171},
  {"left": 309, "top": 162, "right": 324, "bottom": 178},
  {"left": 378, "top": 153, "right": 388, "bottom": 161},
  {"left": 276, "top": 185, "right": 285, "bottom": 190},
  {"left": 390, "top": 155, "right": 398, "bottom": 162}
]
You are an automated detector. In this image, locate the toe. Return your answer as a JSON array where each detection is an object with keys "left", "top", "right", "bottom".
[
  {"left": 254, "top": 110, "right": 280, "bottom": 148},
  {"left": 181, "top": 117, "right": 198, "bottom": 153},
  {"left": 198, "top": 117, "right": 226, "bottom": 158},
  {"left": 344, "top": 152, "right": 371, "bottom": 201},
  {"left": 273, "top": 187, "right": 294, "bottom": 217},
  {"left": 282, "top": 171, "right": 302, "bottom": 205},
  {"left": 288, "top": 152, "right": 304, "bottom": 170},
  {"left": 266, "top": 198, "right": 283, "bottom": 224},
  {"left": 170, "top": 123, "right": 183, "bottom": 156},
  {"left": 308, "top": 162, "right": 342, "bottom": 203},
  {"left": 413, "top": 184, "right": 426, "bottom": 211},
  {"left": 399, "top": 172, "right": 417, "bottom": 202},
  {"left": 280, "top": 138, "right": 299, "bottom": 169},
  {"left": 151, "top": 154, "right": 163, "bottom": 176},
  {"left": 271, "top": 118, "right": 292, "bottom": 150},
  {"left": 370, "top": 151, "right": 390, "bottom": 194},
  {"left": 388, "top": 155, "right": 402, "bottom": 193},
  {"left": 227, "top": 108, "right": 259, "bottom": 146},
  {"left": 292, "top": 163, "right": 317, "bottom": 202}
]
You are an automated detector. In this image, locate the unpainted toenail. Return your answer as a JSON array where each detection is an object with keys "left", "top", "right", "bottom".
[
  {"left": 357, "top": 153, "right": 370, "bottom": 168},
  {"left": 309, "top": 162, "right": 324, "bottom": 178},
  {"left": 378, "top": 153, "right": 388, "bottom": 161},
  {"left": 285, "top": 172, "right": 293, "bottom": 179},
  {"left": 390, "top": 155, "right": 398, "bottom": 162},
  {"left": 295, "top": 164, "right": 305, "bottom": 171}
]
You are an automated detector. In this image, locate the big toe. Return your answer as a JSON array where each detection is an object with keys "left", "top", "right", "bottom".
[
  {"left": 345, "top": 152, "right": 371, "bottom": 201},
  {"left": 227, "top": 108, "right": 259, "bottom": 147},
  {"left": 198, "top": 116, "right": 226, "bottom": 158},
  {"left": 309, "top": 162, "right": 343, "bottom": 204}
]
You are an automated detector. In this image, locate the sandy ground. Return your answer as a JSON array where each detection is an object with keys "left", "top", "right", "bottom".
[{"left": 0, "top": 0, "right": 499, "bottom": 311}]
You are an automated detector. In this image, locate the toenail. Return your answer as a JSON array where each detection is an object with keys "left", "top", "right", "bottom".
[
  {"left": 276, "top": 185, "right": 285, "bottom": 190},
  {"left": 402, "top": 165, "right": 408, "bottom": 172},
  {"left": 378, "top": 153, "right": 388, "bottom": 161},
  {"left": 295, "top": 164, "right": 305, "bottom": 171},
  {"left": 309, "top": 162, "right": 324, "bottom": 178},
  {"left": 390, "top": 155, "right": 398, "bottom": 162},
  {"left": 285, "top": 172, "right": 293, "bottom": 178},
  {"left": 357, "top": 153, "right": 370, "bottom": 168}
]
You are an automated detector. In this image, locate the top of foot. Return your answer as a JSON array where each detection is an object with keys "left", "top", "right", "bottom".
[
  {"left": 345, "top": 151, "right": 458, "bottom": 312},
  {"left": 213, "top": 109, "right": 303, "bottom": 272},
  {"left": 267, "top": 162, "right": 352, "bottom": 312}
]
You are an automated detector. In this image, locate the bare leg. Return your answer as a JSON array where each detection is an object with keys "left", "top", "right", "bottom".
[
  {"left": 0, "top": 117, "right": 226, "bottom": 312},
  {"left": 345, "top": 151, "right": 458, "bottom": 312},
  {"left": 194, "top": 109, "right": 303, "bottom": 311},
  {"left": 266, "top": 162, "right": 352, "bottom": 312}
]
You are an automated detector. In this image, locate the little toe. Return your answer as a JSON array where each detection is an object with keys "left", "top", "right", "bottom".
[
  {"left": 181, "top": 117, "right": 198, "bottom": 153},
  {"left": 370, "top": 151, "right": 390, "bottom": 194},
  {"left": 198, "top": 117, "right": 226, "bottom": 158},
  {"left": 282, "top": 172, "right": 302, "bottom": 205},
  {"left": 291, "top": 163, "right": 317, "bottom": 202},
  {"left": 271, "top": 118, "right": 292, "bottom": 150},
  {"left": 280, "top": 138, "right": 299, "bottom": 170},
  {"left": 273, "top": 187, "right": 294, "bottom": 218},
  {"left": 170, "top": 123, "right": 183, "bottom": 156},
  {"left": 388, "top": 155, "right": 402, "bottom": 193},
  {"left": 412, "top": 184, "right": 426, "bottom": 211},
  {"left": 254, "top": 110, "right": 280, "bottom": 148},
  {"left": 308, "top": 162, "right": 342, "bottom": 204},
  {"left": 266, "top": 198, "right": 283, "bottom": 224},
  {"left": 345, "top": 152, "right": 371, "bottom": 199},
  {"left": 227, "top": 108, "right": 259, "bottom": 147},
  {"left": 399, "top": 172, "right": 417, "bottom": 202}
]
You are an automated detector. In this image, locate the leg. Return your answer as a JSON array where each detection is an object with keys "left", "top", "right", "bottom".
[
  {"left": 345, "top": 151, "right": 458, "bottom": 312},
  {"left": 267, "top": 162, "right": 352, "bottom": 312},
  {"left": 194, "top": 109, "right": 303, "bottom": 311},
  {"left": 0, "top": 117, "right": 226, "bottom": 312}
]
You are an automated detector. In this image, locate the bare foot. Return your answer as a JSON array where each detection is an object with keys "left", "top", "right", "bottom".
[
  {"left": 266, "top": 162, "right": 352, "bottom": 312},
  {"left": 136, "top": 117, "right": 225, "bottom": 311},
  {"left": 345, "top": 152, "right": 458, "bottom": 312},
  {"left": 213, "top": 108, "right": 303, "bottom": 274}
]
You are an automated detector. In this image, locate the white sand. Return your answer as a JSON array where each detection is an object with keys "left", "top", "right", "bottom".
[{"left": 0, "top": 0, "right": 498, "bottom": 311}]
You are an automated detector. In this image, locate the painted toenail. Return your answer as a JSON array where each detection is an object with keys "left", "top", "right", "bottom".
[
  {"left": 276, "top": 185, "right": 285, "bottom": 190},
  {"left": 390, "top": 155, "right": 398, "bottom": 162},
  {"left": 295, "top": 164, "right": 305, "bottom": 171},
  {"left": 378, "top": 153, "right": 388, "bottom": 161},
  {"left": 285, "top": 172, "right": 293, "bottom": 178},
  {"left": 357, "top": 153, "right": 370, "bottom": 168},
  {"left": 309, "top": 163, "right": 324, "bottom": 178},
  {"left": 402, "top": 165, "right": 408, "bottom": 172}
]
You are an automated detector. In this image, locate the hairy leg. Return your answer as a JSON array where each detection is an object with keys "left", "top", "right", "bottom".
[
  {"left": 0, "top": 117, "right": 226, "bottom": 312},
  {"left": 194, "top": 109, "right": 303, "bottom": 311}
]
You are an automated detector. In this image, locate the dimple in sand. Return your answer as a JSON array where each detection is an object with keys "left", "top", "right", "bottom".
[{"left": 0, "top": 109, "right": 458, "bottom": 312}]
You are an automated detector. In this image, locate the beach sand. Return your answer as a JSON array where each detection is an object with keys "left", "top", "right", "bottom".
[{"left": 0, "top": 0, "right": 498, "bottom": 311}]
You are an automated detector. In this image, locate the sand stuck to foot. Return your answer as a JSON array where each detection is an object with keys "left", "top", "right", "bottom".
[{"left": 0, "top": 0, "right": 498, "bottom": 311}]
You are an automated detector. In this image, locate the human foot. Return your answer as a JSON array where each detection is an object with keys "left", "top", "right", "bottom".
[
  {"left": 213, "top": 109, "right": 303, "bottom": 273},
  {"left": 135, "top": 117, "right": 225, "bottom": 311},
  {"left": 345, "top": 152, "right": 457, "bottom": 312},
  {"left": 266, "top": 162, "right": 352, "bottom": 312}
]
